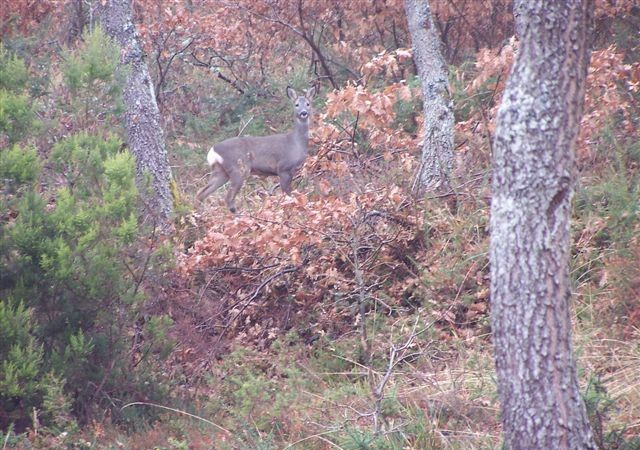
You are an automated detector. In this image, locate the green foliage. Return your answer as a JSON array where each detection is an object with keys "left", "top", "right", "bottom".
[
  {"left": 0, "top": 46, "right": 34, "bottom": 144},
  {"left": 392, "top": 75, "right": 421, "bottom": 134},
  {"left": 103, "top": 151, "right": 138, "bottom": 219},
  {"left": 0, "top": 45, "right": 28, "bottom": 92},
  {"left": 337, "top": 426, "right": 436, "bottom": 450},
  {"left": 309, "top": 335, "right": 359, "bottom": 380},
  {"left": 0, "top": 299, "right": 76, "bottom": 433},
  {"left": 64, "top": 27, "right": 120, "bottom": 91},
  {"left": 0, "top": 338, "right": 42, "bottom": 397},
  {"left": 0, "top": 144, "right": 41, "bottom": 185},
  {"left": 186, "top": 87, "right": 260, "bottom": 138},
  {"left": 144, "top": 314, "right": 175, "bottom": 359},
  {"left": 167, "top": 436, "right": 190, "bottom": 450},
  {"left": 63, "top": 27, "right": 123, "bottom": 129},
  {"left": 450, "top": 60, "right": 495, "bottom": 123},
  {"left": 51, "top": 132, "right": 126, "bottom": 198},
  {"left": 0, "top": 130, "right": 173, "bottom": 429},
  {"left": 0, "top": 299, "right": 31, "bottom": 356},
  {"left": 223, "top": 349, "right": 273, "bottom": 420},
  {"left": 582, "top": 375, "right": 640, "bottom": 450},
  {"left": 1, "top": 35, "right": 152, "bottom": 429},
  {"left": 2, "top": 29, "right": 180, "bottom": 432},
  {"left": 40, "top": 372, "right": 77, "bottom": 433},
  {"left": 2, "top": 1, "right": 637, "bottom": 447},
  {"left": 0, "top": 300, "right": 42, "bottom": 401},
  {"left": 574, "top": 128, "right": 639, "bottom": 250},
  {"left": 0, "top": 89, "right": 33, "bottom": 144},
  {"left": 583, "top": 176, "right": 638, "bottom": 248}
]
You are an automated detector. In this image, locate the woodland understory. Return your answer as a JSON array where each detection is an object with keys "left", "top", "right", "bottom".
[{"left": 1, "top": 1, "right": 639, "bottom": 449}]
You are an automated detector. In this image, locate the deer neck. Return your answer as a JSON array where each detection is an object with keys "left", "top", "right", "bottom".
[{"left": 291, "top": 117, "right": 310, "bottom": 154}]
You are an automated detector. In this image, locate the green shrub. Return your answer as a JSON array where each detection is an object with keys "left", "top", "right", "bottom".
[
  {"left": 0, "top": 45, "right": 28, "bottom": 92},
  {"left": 64, "top": 27, "right": 120, "bottom": 91},
  {"left": 1, "top": 132, "right": 175, "bottom": 427},
  {"left": 0, "top": 144, "right": 40, "bottom": 185},
  {"left": 0, "top": 89, "right": 33, "bottom": 144},
  {"left": 51, "top": 132, "right": 123, "bottom": 199},
  {"left": 574, "top": 130, "right": 639, "bottom": 251},
  {"left": 0, "top": 21, "right": 178, "bottom": 439},
  {"left": 0, "top": 46, "right": 34, "bottom": 144},
  {"left": 0, "top": 298, "right": 76, "bottom": 433},
  {"left": 63, "top": 27, "right": 123, "bottom": 129},
  {"left": 392, "top": 75, "right": 421, "bottom": 134}
]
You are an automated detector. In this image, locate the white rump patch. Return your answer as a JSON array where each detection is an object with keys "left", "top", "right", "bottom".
[{"left": 207, "top": 146, "right": 224, "bottom": 166}]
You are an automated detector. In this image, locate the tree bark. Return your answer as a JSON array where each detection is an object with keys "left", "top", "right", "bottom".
[
  {"left": 490, "top": 1, "right": 595, "bottom": 449},
  {"left": 97, "top": 0, "right": 173, "bottom": 227},
  {"left": 404, "top": 0, "right": 454, "bottom": 195}
]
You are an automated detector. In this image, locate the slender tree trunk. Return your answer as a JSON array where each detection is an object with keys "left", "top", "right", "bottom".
[
  {"left": 404, "top": 0, "right": 454, "bottom": 195},
  {"left": 97, "top": 0, "right": 173, "bottom": 227},
  {"left": 490, "top": 1, "right": 595, "bottom": 449}
]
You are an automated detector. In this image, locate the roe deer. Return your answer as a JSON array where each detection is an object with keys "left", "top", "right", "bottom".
[{"left": 196, "top": 85, "right": 317, "bottom": 213}]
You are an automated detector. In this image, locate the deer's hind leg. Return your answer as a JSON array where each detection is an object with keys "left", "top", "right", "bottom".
[
  {"left": 196, "top": 164, "right": 229, "bottom": 203},
  {"left": 224, "top": 158, "right": 251, "bottom": 213}
]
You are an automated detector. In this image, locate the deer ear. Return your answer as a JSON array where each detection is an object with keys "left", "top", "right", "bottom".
[
  {"left": 286, "top": 86, "right": 297, "bottom": 100},
  {"left": 305, "top": 85, "right": 317, "bottom": 100}
]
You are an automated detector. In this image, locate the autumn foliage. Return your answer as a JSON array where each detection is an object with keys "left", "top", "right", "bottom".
[
  {"left": 178, "top": 188, "right": 423, "bottom": 346},
  {"left": 1, "top": 0, "right": 639, "bottom": 448}
]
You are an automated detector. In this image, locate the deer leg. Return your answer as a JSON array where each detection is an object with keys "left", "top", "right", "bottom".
[
  {"left": 225, "top": 170, "right": 246, "bottom": 213},
  {"left": 278, "top": 170, "right": 294, "bottom": 195},
  {"left": 196, "top": 166, "right": 229, "bottom": 203}
]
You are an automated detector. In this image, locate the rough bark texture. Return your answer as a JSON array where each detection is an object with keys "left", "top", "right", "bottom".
[
  {"left": 490, "top": 1, "right": 595, "bottom": 449},
  {"left": 404, "top": 0, "right": 454, "bottom": 194},
  {"left": 97, "top": 0, "right": 173, "bottom": 227}
]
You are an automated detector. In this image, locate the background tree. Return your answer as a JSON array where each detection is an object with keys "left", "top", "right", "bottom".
[
  {"left": 490, "top": 1, "right": 597, "bottom": 449},
  {"left": 404, "top": 0, "right": 454, "bottom": 194},
  {"left": 97, "top": 0, "right": 173, "bottom": 228}
]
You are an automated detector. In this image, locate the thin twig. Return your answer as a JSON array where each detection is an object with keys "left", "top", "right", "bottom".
[
  {"left": 282, "top": 429, "right": 345, "bottom": 449},
  {"left": 121, "top": 402, "right": 233, "bottom": 436},
  {"left": 2, "top": 429, "right": 10, "bottom": 450},
  {"left": 237, "top": 116, "right": 254, "bottom": 136}
]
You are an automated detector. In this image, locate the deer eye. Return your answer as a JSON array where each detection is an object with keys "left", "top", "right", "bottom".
[{"left": 296, "top": 103, "right": 299, "bottom": 107}]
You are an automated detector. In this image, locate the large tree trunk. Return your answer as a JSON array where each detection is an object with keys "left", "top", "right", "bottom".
[
  {"left": 97, "top": 0, "right": 173, "bottom": 227},
  {"left": 404, "top": 0, "right": 454, "bottom": 195},
  {"left": 490, "top": 1, "right": 595, "bottom": 449}
]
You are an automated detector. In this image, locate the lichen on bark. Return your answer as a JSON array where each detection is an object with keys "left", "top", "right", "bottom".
[
  {"left": 490, "top": 1, "right": 596, "bottom": 449},
  {"left": 97, "top": 0, "right": 173, "bottom": 228},
  {"left": 404, "top": 0, "right": 454, "bottom": 195}
]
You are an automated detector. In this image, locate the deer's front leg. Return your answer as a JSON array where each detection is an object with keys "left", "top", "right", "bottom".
[{"left": 278, "top": 170, "right": 294, "bottom": 195}]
